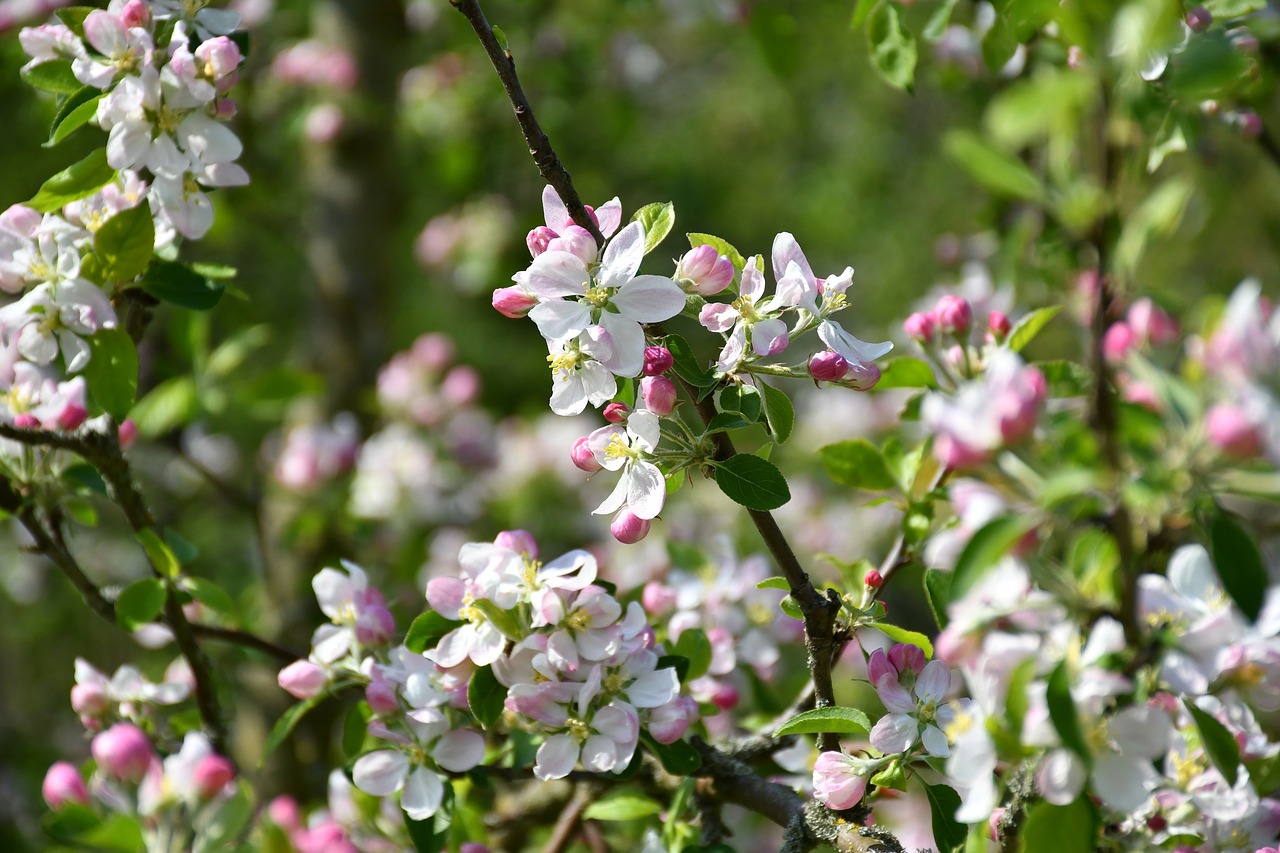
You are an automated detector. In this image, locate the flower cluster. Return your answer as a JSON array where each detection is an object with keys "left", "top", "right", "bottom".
[{"left": 277, "top": 532, "right": 697, "bottom": 821}]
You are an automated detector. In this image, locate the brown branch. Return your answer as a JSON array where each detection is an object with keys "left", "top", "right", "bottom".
[
  {"left": 538, "top": 783, "right": 595, "bottom": 853},
  {"left": 191, "top": 625, "right": 301, "bottom": 663},
  {"left": 449, "top": 0, "right": 606, "bottom": 247}
]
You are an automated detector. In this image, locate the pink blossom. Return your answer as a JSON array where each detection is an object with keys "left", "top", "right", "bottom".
[
  {"left": 278, "top": 660, "right": 328, "bottom": 699},
  {"left": 642, "top": 345, "right": 673, "bottom": 376},
  {"left": 42, "top": 762, "right": 89, "bottom": 809},
  {"left": 904, "top": 311, "right": 935, "bottom": 343},
  {"left": 193, "top": 754, "right": 235, "bottom": 799},
  {"left": 1206, "top": 403, "right": 1263, "bottom": 457},
  {"left": 676, "top": 244, "right": 734, "bottom": 295},
  {"left": 92, "top": 723, "right": 153, "bottom": 782},
  {"left": 1103, "top": 322, "right": 1137, "bottom": 361},
  {"left": 809, "top": 350, "right": 850, "bottom": 381},
  {"left": 934, "top": 294, "right": 973, "bottom": 335},
  {"left": 812, "top": 751, "right": 869, "bottom": 810},
  {"left": 640, "top": 375, "right": 677, "bottom": 416},
  {"left": 611, "top": 509, "right": 651, "bottom": 544}
]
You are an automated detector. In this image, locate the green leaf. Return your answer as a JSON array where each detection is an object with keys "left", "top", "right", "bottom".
[
  {"left": 137, "top": 527, "right": 180, "bottom": 578},
  {"left": 875, "top": 623, "right": 933, "bottom": 659},
  {"left": 631, "top": 202, "right": 675, "bottom": 254},
  {"left": 583, "top": 791, "right": 663, "bottom": 821},
  {"left": 491, "top": 25, "right": 509, "bottom": 53},
  {"left": 47, "top": 87, "right": 103, "bottom": 147},
  {"left": 866, "top": 2, "right": 917, "bottom": 92},
  {"left": 1184, "top": 698, "right": 1241, "bottom": 787},
  {"left": 760, "top": 382, "right": 794, "bottom": 444},
  {"left": 875, "top": 357, "right": 938, "bottom": 389},
  {"left": 63, "top": 495, "right": 98, "bottom": 527},
  {"left": 924, "top": 0, "right": 962, "bottom": 41},
  {"left": 851, "top": 0, "right": 881, "bottom": 29},
  {"left": 719, "top": 385, "right": 761, "bottom": 421},
  {"left": 1005, "top": 657, "right": 1037, "bottom": 730},
  {"left": 1046, "top": 661, "right": 1090, "bottom": 765},
  {"left": 779, "top": 595, "right": 802, "bottom": 619},
  {"left": 642, "top": 731, "right": 701, "bottom": 774},
  {"left": 1018, "top": 795, "right": 1096, "bottom": 853},
  {"left": 943, "top": 131, "right": 1043, "bottom": 202},
  {"left": 56, "top": 6, "right": 95, "bottom": 37},
  {"left": 83, "top": 328, "right": 138, "bottom": 420},
  {"left": 471, "top": 599, "right": 523, "bottom": 642},
  {"left": 262, "top": 697, "right": 322, "bottom": 761},
  {"left": 1203, "top": 0, "right": 1266, "bottom": 14},
  {"left": 129, "top": 376, "right": 199, "bottom": 438},
  {"left": 182, "top": 577, "right": 234, "bottom": 614},
  {"left": 686, "top": 232, "right": 746, "bottom": 276},
  {"left": 94, "top": 201, "right": 154, "bottom": 282},
  {"left": 404, "top": 611, "right": 464, "bottom": 654},
  {"left": 64, "top": 812, "right": 145, "bottom": 853},
  {"left": 819, "top": 439, "right": 897, "bottom": 491},
  {"left": 193, "top": 780, "right": 253, "bottom": 853},
  {"left": 924, "top": 568, "right": 952, "bottom": 629},
  {"left": 673, "top": 628, "right": 713, "bottom": 681},
  {"left": 950, "top": 515, "right": 1034, "bottom": 601},
  {"left": 704, "top": 412, "right": 753, "bottom": 433},
  {"left": 656, "top": 653, "right": 691, "bottom": 683},
  {"left": 141, "top": 260, "right": 227, "bottom": 310},
  {"left": 116, "top": 577, "right": 166, "bottom": 631},
  {"left": 21, "top": 60, "right": 82, "bottom": 94},
  {"left": 924, "top": 782, "right": 967, "bottom": 852},
  {"left": 665, "top": 334, "right": 715, "bottom": 388},
  {"left": 1207, "top": 507, "right": 1268, "bottom": 622},
  {"left": 712, "top": 454, "right": 791, "bottom": 511},
  {"left": 1006, "top": 306, "right": 1061, "bottom": 352},
  {"left": 774, "top": 706, "right": 871, "bottom": 737},
  {"left": 342, "top": 702, "right": 371, "bottom": 758},
  {"left": 468, "top": 665, "right": 508, "bottom": 729},
  {"left": 1167, "top": 30, "right": 1253, "bottom": 99},
  {"left": 26, "top": 148, "right": 117, "bottom": 212},
  {"left": 757, "top": 576, "right": 790, "bottom": 591},
  {"left": 42, "top": 803, "right": 102, "bottom": 844},
  {"left": 405, "top": 796, "right": 450, "bottom": 853},
  {"left": 981, "top": 14, "right": 1018, "bottom": 70}
]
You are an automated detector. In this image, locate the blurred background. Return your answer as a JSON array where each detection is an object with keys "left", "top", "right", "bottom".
[{"left": 0, "top": 0, "right": 1277, "bottom": 848}]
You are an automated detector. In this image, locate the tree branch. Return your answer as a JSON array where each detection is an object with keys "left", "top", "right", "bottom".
[
  {"left": 538, "top": 783, "right": 595, "bottom": 853},
  {"left": 449, "top": 0, "right": 606, "bottom": 247}
]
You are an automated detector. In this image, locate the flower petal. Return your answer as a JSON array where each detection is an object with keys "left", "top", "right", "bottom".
[
  {"left": 525, "top": 251, "right": 589, "bottom": 299},
  {"left": 400, "top": 766, "right": 444, "bottom": 820},
  {"left": 598, "top": 222, "right": 646, "bottom": 289},
  {"left": 431, "top": 728, "right": 486, "bottom": 772},
  {"left": 627, "top": 461, "right": 666, "bottom": 520},
  {"left": 534, "top": 734, "right": 579, "bottom": 780},
  {"left": 612, "top": 275, "right": 686, "bottom": 323},
  {"left": 352, "top": 750, "right": 409, "bottom": 797},
  {"left": 530, "top": 299, "right": 591, "bottom": 343}
]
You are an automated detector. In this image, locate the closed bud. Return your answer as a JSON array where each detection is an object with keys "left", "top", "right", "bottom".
[
  {"left": 91, "top": 723, "right": 153, "bottom": 782},
  {"left": 570, "top": 436, "right": 602, "bottom": 472},
  {"left": 903, "top": 311, "right": 935, "bottom": 343},
  {"left": 640, "top": 375, "right": 677, "bottom": 416},
  {"left": 843, "top": 360, "right": 881, "bottom": 391},
  {"left": 195, "top": 37, "right": 242, "bottom": 81},
  {"left": 641, "top": 581, "right": 677, "bottom": 616},
  {"left": 193, "top": 755, "right": 235, "bottom": 799},
  {"left": 1127, "top": 298, "right": 1179, "bottom": 346},
  {"left": 118, "top": 419, "right": 138, "bottom": 448},
  {"left": 1185, "top": 6, "right": 1212, "bottom": 32},
  {"left": 355, "top": 604, "right": 395, "bottom": 646},
  {"left": 1206, "top": 403, "right": 1263, "bottom": 457},
  {"left": 603, "top": 402, "right": 630, "bottom": 423},
  {"left": 1235, "top": 109, "right": 1263, "bottom": 139},
  {"left": 58, "top": 402, "right": 87, "bottom": 431},
  {"left": 12, "top": 413, "right": 38, "bottom": 428},
  {"left": 268, "top": 796, "right": 301, "bottom": 830},
  {"left": 863, "top": 569, "right": 883, "bottom": 589},
  {"left": 278, "top": 660, "right": 327, "bottom": 699},
  {"left": 365, "top": 675, "right": 400, "bottom": 716},
  {"left": 494, "top": 529, "right": 538, "bottom": 558},
  {"left": 491, "top": 285, "right": 537, "bottom": 319},
  {"left": 547, "top": 225, "right": 598, "bottom": 265},
  {"left": 934, "top": 294, "right": 973, "bottom": 335},
  {"left": 461, "top": 844, "right": 492, "bottom": 853},
  {"left": 42, "top": 762, "right": 89, "bottom": 809},
  {"left": 642, "top": 345, "right": 673, "bottom": 376},
  {"left": 808, "top": 350, "right": 850, "bottom": 382},
  {"left": 71, "top": 683, "right": 109, "bottom": 717},
  {"left": 988, "top": 310, "right": 1012, "bottom": 339},
  {"left": 526, "top": 226, "right": 556, "bottom": 258},
  {"left": 120, "top": 0, "right": 150, "bottom": 28},
  {"left": 1103, "top": 322, "right": 1137, "bottom": 362},
  {"left": 610, "top": 509, "right": 651, "bottom": 544},
  {"left": 676, "top": 245, "right": 734, "bottom": 295}
]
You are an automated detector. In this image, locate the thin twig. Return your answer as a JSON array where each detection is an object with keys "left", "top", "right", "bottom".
[
  {"left": 191, "top": 625, "right": 301, "bottom": 663},
  {"left": 450, "top": 0, "right": 606, "bottom": 247},
  {"left": 538, "top": 783, "right": 594, "bottom": 853}
]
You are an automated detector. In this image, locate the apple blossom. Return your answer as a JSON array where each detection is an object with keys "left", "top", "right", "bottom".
[
  {"left": 588, "top": 408, "right": 666, "bottom": 521},
  {"left": 42, "top": 762, "right": 90, "bottom": 809}
]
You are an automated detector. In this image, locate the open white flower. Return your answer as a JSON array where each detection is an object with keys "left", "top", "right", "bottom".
[{"left": 588, "top": 409, "right": 666, "bottom": 520}]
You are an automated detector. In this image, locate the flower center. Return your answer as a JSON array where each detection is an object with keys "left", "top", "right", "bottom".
[
  {"left": 566, "top": 717, "right": 590, "bottom": 742},
  {"left": 583, "top": 284, "right": 611, "bottom": 307},
  {"left": 604, "top": 433, "right": 636, "bottom": 462},
  {"left": 565, "top": 608, "right": 592, "bottom": 631},
  {"left": 547, "top": 349, "right": 580, "bottom": 372},
  {"left": 944, "top": 710, "right": 974, "bottom": 741},
  {"left": 731, "top": 296, "right": 759, "bottom": 322}
]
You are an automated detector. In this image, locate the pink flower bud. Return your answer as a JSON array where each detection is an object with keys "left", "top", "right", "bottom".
[
  {"left": 547, "top": 225, "right": 598, "bottom": 264},
  {"left": 43, "top": 762, "right": 90, "bottom": 809},
  {"left": 709, "top": 682, "right": 739, "bottom": 711},
  {"left": 12, "top": 413, "right": 38, "bottom": 428},
  {"left": 867, "top": 648, "right": 894, "bottom": 684},
  {"left": 571, "top": 436, "right": 602, "bottom": 472},
  {"left": 676, "top": 245, "right": 734, "bottom": 295},
  {"left": 193, "top": 754, "right": 235, "bottom": 799},
  {"left": 641, "top": 581, "right": 676, "bottom": 616},
  {"left": 1185, "top": 6, "right": 1212, "bottom": 32},
  {"left": 933, "top": 434, "right": 990, "bottom": 470},
  {"left": 58, "top": 402, "right": 87, "bottom": 431},
  {"left": 494, "top": 529, "right": 538, "bottom": 559},
  {"left": 366, "top": 675, "right": 400, "bottom": 716},
  {"left": 903, "top": 311, "right": 935, "bottom": 343},
  {"left": 278, "top": 660, "right": 327, "bottom": 699},
  {"left": 524, "top": 225, "right": 560, "bottom": 258},
  {"left": 268, "top": 796, "right": 301, "bottom": 830},
  {"left": 843, "top": 360, "right": 881, "bottom": 391},
  {"left": 1206, "top": 403, "right": 1263, "bottom": 457},
  {"left": 1236, "top": 110, "right": 1263, "bottom": 139},
  {"left": 355, "top": 604, "right": 395, "bottom": 646},
  {"left": 989, "top": 808, "right": 1005, "bottom": 841},
  {"left": 642, "top": 345, "right": 673, "bottom": 377},
  {"left": 863, "top": 569, "right": 883, "bottom": 589},
  {"left": 118, "top": 419, "right": 138, "bottom": 448},
  {"left": 195, "top": 37, "right": 242, "bottom": 81},
  {"left": 1103, "top": 322, "right": 1137, "bottom": 362},
  {"left": 812, "top": 751, "right": 869, "bottom": 811},
  {"left": 648, "top": 697, "right": 697, "bottom": 744},
  {"left": 934, "top": 625, "right": 980, "bottom": 666},
  {"left": 71, "top": 682, "right": 109, "bottom": 717},
  {"left": 610, "top": 510, "right": 651, "bottom": 544},
  {"left": 91, "top": 723, "right": 153, "bottom": 782},
  {"left": 441, "top": 366, "right": 480, "bottom": 407},
  {"left": 887, "top": 643, "right": 925, "bottom": 676},
  {"left": 461, "top": 845, "right": 492, "bottom": 853},
  {"left": 809, "top": 350, "right": 850, "bottom": 382},
  {"left": 491, "top": 285, "right": 537, "bottom": 318},
  {"left": 988, "top": 311, "right": 1012, "bottom": 339},
  {"left": 213, "top": 98, "right": 238, "bottom": 120},
  {"left": 120, "top": 0, "right": 150, "bottom": 28},
  {"left": 640, "top": 375, "right": 677, "bottom": 416},
  {"left": 1127, "top": 298, "right": 1179, "bottom": 346},
  {"left": 603, "top": 402, "right": 630, "bottom": 423},
  {"left": 934, "top": 295, "right": 973, "bottom": 335}
]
